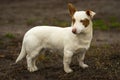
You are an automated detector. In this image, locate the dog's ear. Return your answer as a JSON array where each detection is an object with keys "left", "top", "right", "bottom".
[
  {"left": 86, "top": 10, "right": 96, "bottom": 18},
  {"left": 68, "top": 3, "right": 77, "bottom": 17}
]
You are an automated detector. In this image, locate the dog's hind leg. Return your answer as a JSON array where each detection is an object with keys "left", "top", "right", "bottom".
[
  {"left": 26, "top": 47, "right": 41, "bottom": 72},
  {"left": 33, "top": 57, "right": 38, "bottom": 71}
]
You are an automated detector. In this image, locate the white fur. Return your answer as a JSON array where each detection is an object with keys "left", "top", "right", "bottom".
[
  {"left": 16, "top": 10, "right": 95, "bottom": 73},
  {"left": 73, "top": 11, "right": 89, "bottom": 33}
]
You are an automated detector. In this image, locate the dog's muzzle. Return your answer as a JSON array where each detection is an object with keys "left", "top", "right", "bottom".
[{"left": 72, "top": 28, "right": 77, "bottom": 34}]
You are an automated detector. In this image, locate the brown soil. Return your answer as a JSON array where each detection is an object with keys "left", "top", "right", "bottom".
[{"left": 0, "top": 0, "right": 120, "bottom": 80}]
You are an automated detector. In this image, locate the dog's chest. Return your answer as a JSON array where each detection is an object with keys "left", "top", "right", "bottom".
[{"left": 66, "top": 33, "right": 92, "bottom": 51}]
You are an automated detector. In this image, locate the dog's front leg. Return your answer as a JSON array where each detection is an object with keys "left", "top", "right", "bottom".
[
  {"left": 77, "top": 51, "right": 88, "bottom": 69},
  {"left": 63, "top": 50, "right": 73, "bottom": 73}
]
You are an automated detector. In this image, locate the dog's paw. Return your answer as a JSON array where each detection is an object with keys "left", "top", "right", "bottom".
[
  {"left": 28, "top": 67, "right": 38, "bottom": 72},
  {"left": 80, "top": 63, "right": 89, "bottom": 69},
  {"left": 64, "top": 68, "right": 73, "bottom": 73}
]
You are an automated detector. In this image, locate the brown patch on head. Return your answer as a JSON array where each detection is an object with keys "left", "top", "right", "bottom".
[
  {"left": 86, "top": 10, "right": 96, "bottom": 18},
  {"left": 80, "top": 18, "right": 89, "bottom": 27},
  {"left": 68, "top": 3, "right": 77, "bottom": 17},
  {"left": 72, "top": 18, "right": 75, "bottom": 25},
  {"left": 86, "top": 10, "right": 91, "bottom": 16}
]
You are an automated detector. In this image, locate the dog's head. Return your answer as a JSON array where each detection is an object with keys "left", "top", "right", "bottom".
[{"left": 68, "top": 3, "right": 96, "bottom": 34}]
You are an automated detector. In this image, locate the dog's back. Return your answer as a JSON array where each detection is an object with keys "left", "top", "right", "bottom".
[{"left": 24, "top": 26, "right": 72, "bottom": 50}]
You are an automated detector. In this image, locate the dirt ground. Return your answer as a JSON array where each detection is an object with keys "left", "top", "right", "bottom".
[{"left": 0, "top": 0, "right": 120, "bottom": 80}]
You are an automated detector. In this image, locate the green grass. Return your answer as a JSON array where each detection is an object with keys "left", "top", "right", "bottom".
[
  {"left": 93, "top": 17, "right": 120, "bottom": 30},
  {"left": 52, "top": 17, "right": 120, "bottom": 30},
  {"left": 110, "top": 22, "right": 120, "bottom": 28},
  {"left": 52, "top": 18, "right": 70, "bottom": 27},
  {"left": 5, "top": 33, "right": 15, "bottom": 39},
  {"left": 42, "top": 18, "right": 70, "bottom": 27},
  {"left": 109, "top": 17, "right": 120, "bottom": 28},
  {"left": 26, "top": 17, "right": 120, "bottom": 30},
  {"left": 93, "top": 19, "right": 108, "bottom": 30},
  {"left": 26, "top": 18, "right": 39, "bottom": 25}
]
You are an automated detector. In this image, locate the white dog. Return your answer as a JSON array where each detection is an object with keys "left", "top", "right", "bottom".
[{"left": 16, "top": 3, "right": 96, "bottom": 73}]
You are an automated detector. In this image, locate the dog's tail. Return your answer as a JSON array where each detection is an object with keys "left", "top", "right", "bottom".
[{"left": 16, "top": 45, "right": 26, "bottom": 63}]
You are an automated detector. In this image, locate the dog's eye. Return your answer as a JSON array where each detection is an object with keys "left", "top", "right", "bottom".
[
  {"left": 80, "top": 18, "right": 89, "bottom": 27},
  {"left": 72, "top": 18, "right": 75, "bottom": 24}
]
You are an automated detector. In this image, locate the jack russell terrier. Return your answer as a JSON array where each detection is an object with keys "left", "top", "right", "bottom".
[{"left": 16, "top": 3, "right": 96, "bottom": 73}]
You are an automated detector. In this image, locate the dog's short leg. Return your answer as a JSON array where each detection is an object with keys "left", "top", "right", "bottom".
[
  {"left": 78, "top": 52, "right": 88, "bottom": 69},
  {"left": 26, "top": 55, "right": 38, "bottom": 72},
  {"left": 26, "top": 55, "right": 35, "bottom": 72},
  {"left": 63, "top": 51, "right": 73, "bottom": 73},
  {"left": 33, "top": 58, "right": 38, "bottom": 71},
  {"left": 26, "top": 48, "right": 41, "bottom": 72}
]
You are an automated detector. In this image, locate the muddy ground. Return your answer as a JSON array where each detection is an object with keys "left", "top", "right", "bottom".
[{"left": 0, "top": 0, "right": 120, "bottom": 80}]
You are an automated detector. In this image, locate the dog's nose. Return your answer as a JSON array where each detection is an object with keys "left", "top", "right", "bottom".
[{"left": 72, "top": 28, "right": 77, "bottom": 34}]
